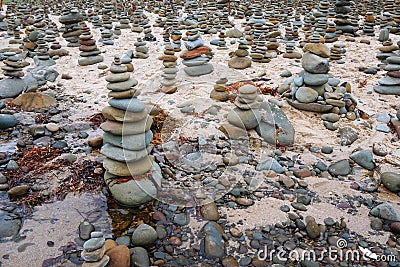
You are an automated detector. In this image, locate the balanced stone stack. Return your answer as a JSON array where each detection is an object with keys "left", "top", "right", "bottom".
[
  {"left": 158, "top": 44, "right": 178, "bottom": 94},
  {"left": 78, "top": 27, "right": 104, "bottom": 66},
  {"left": 81, "top": 232, "right": 109, "bottom": 267},
  {"left": 99, "top": 29, "right": 114, "bottom": 45},
  {"left": 330, "top": 43, "right": 346, "bottom": 63},
  {"left": 325, "top": 22, "right": 338, "bottom": 43},
  {"left": 287, "top": 43, "right": 333, "bottom": 109},
  {"left": 216, "top": 32, "right": 228, "bottom": 50},
  {"left": 180, "top": 29, "right": 214, "bottom": 77},
  {"left": 266, "top": 37, "right": 280, "bottom": 55},
  {"left": 228, "top": 38, "right": 252, "bottom": 69},
  {"left": 363, "top": 11, "right": 376, "bottom": 36},
  {"left": 284, "top": 43, "right": 359, "bottom": 128},
  {"left": 59, "top": 9, "right": 84, "bottom": 47},
  {"left": 1, "top": 55, "right": 29, "bottom": 79},
  {"left": 119, "top": 15, "right": 130, "bottom": 29},
  {"left": 334, "top": 0, "right": 358, "bottom": 36},
  {"left": 210, "top": 77, "right": 229, "bottom": 102},
  {"left": 101, "top": 56, "right": 162, "bottom": 207},
  {"left": 283, "top": 41, "right": 302, "bottom": 59},
  {"left": 250, "top": 35, "right": 271, "bottom": 63},
  {"left": 226, "top": 84, "right": 261, "bottom": 132},
  {"left": 133, "top": 37, "right": 149, "bottom": 59},
  {"left": 374, "top": 55, "right": 400, "bottom": 95},
  {"left": 34, "top": 34, "right": 56, "bottom": 67},
  {"left": 171, "top": 30, "right": 182, "bottom": 52},
  {"left": 143, "top": 24, "right": 156, "bottom": 42}
]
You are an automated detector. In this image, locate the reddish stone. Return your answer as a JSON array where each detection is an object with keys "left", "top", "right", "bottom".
[
  {"left": 387, "top": 71, "right": 400, "bottom": 78},
  {"left": 106, "top": 245, "right": 130, "bottom": 267},
  {"left": 79, "top": 45, "right": 97, "bottom": 52},
  {"left": 79, "top": 39, "right": 96, "bottom": 46},
  {"left": 180, "top": 46, "right": 211, "bottom": 59},
  {"left": 293, "top": 169, "right": 312, "bottom": 178},
  {"left": 390, "top": 222, "right": 400, "bottom": 234},
  {"left": 152, "top": 211, "right": 167, "bottom": 223}
]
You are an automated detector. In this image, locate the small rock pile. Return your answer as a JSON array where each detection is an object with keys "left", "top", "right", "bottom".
[
  {"left": 78, "top": 26, "right": 104, "bottom": 66},
  {"left": 101, "top": 56, "right": 162, "bottom": 207},
  {"left": 0, "top": 53, "right": 29, "bottom": 99},
  {"left": 133, "top": 37, "right": 149, "bottom": 59},
  {"left": 210, "top": 77, "right": 229, "bottom": 102},
  {"left": 59, "top": 9, "right": 84, "bottom": 47},
  {"left": 228, "top": 38, "right": 252, "bottom": 69},
  {"left": 158, "top": 44, "right": 178, "bottom": 94},
  {"left": 181, "top": 28, "right": 213, "bottom": 77},
  {"left": 81, "top": 232, "right": 109, "bottom": 267},
  {"left": 374, "top": 55, "right": 400, "bottom": 95},
  {"left": 284, "top": 43, "right": 358, "bottom": 130}
]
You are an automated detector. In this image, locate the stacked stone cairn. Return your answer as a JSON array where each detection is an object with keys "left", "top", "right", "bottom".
[
  {"left": 101, "top": 56, "right": 162, "bottom": 207},
  {"left": 250, "top": 35, "right": 271, "bottom": 63},
  {"left": 180, "top": 28, "right": 214, "bottom": 77},
  {"left": 99, "top": 28, "right": 114, "bottom": 45},
  {"left": 133, "top": 37, "right": 149, "bottom": 59},
  {"left": 34, "top": 33, "right": 56, "bottom": 67},
  {"left": 374, "top": 54, "right": 400, "bottom": 95},
  {"left": 363, "top": 11, "right": 376, "bottom": 36},
  {"left": 285, "top": 43, "right": 358, "bottom": 129},
  {"left": 59, "top": 9, "right": 84, "bottom": 47},
  {"left": 81, "top": 232, "right": 109, "bottom": 267},
  {"left": 325, "top": 22, "right": 338, "bottom": 42},
  {"left": 210, "top": 77, "right": 229, "bottom": 102},
  {"left": 334, "top": 0, "right": 358, "bottom": 36},
  {"left": 216, "top": 32, "right": 228, "bottom": 50},
  {"left": 158, "top": 44, "right": 178, "bottom": 94},
  {"left": 228, "top": 38, "right": 252, "bottom": 69},
  {"left": 283, "top": 41, "right": 302, "bottom": 59},
  {"left": 171, "top": 30, "right": 182, "bottom": 52},
  {"left": 78, "top": 26, "right": 104, "bottom": 66},
  {"left": 225, "top": 84, "right": 262, "bottom": 133},
  {"left": 1, "top": 54, "right": 29, "bottom": 79},
  {"left": 330, "top": 43, "right": 346, "bottom": 63}
]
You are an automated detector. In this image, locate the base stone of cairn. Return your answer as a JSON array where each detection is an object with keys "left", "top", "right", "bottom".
[
  {"left": 181, "top": 28, "right": 214, "bottom": 77},
  {"left": 78, "top": 26, "right": 104, "bottom": 66},
  {"left": 101, "top": 56, "right": 162, "bottom": 207}
]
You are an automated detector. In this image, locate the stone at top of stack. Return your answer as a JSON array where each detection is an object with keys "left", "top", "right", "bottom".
[
  {"left": 374, "top": 55, "right": 400, "bottom": 95},
  {"left": 78, "top": 26, "right": 104, "bottom": 66},
  {"left": 180, "top": 28, "right": 214, "bottom": 77},
  {"left": 101, "top": 56, "right": 162, "bottom": 207}
]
